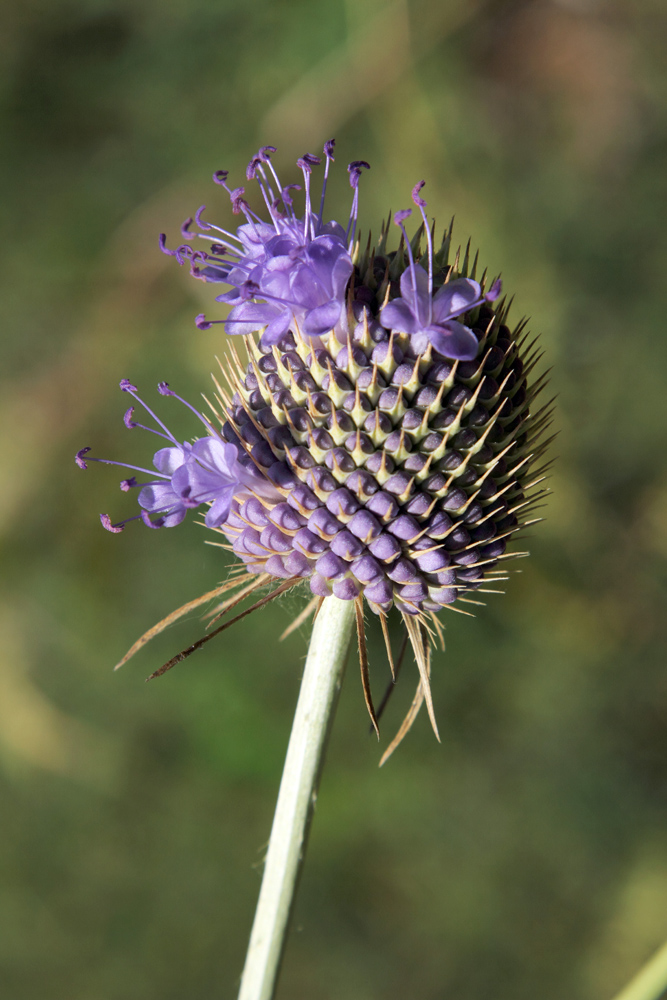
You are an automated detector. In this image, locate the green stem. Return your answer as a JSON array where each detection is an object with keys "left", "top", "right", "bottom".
[
  {"left": 610, "top": 941, "right": 667, "bottom": 1000},
  {"left": 237, "top": 595, "right": 356, "bottom": 1000}
]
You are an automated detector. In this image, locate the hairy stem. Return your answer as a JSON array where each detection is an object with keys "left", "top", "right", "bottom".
[{"left": 237, "top": 595, "right": 356, "bottom": 1000}]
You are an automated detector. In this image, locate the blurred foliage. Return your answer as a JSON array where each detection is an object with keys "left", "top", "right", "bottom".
[{"left": 1, "top": 0, "right": 667, "bottom": 997}]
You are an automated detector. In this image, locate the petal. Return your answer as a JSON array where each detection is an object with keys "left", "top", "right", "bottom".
[
  {"left": 399, "top": 262, "right": 429, "bottom": 304},
  {"left": 290, "top": 262, "right": 325, "bottom": 308},
  {"left": 237, "top": 222, "right": 275, "bottom": 256},
  {"left": 215, "top": 288, "right": 243, "bottom": 304},
  {"left": 259, "top": 309, "right": 293, "bottom": 347},
  {"left": 379, "top": 298, "right": 419, "bottom": 334},
  {"left": 303, "top": 300, "right": 341, "bottom": 337},
  {"left": 159, "top": 507, "right": 188, "bottom": 528},
  {"left": 205, "top": 487, "right": 236, "bottom": 528},
  {"left": 138, "top": 482, "right": 183, "bottom": 513},
  {"left": 432, "top": 278, "right": 482, "bottom": 322},
  {"left": 226, "top": 301, "right": 281, "bottom": 337},
  {"left": 200, "top": 265, "right": 232, "bottom": 284},
  {"left": 427, "top": 321, "right": 479, "bottom": 361},
  {"left": 152, "top": 446, "right": 186, "bottom": 476},
  {"left": 329, "top": 252, "right": 354, "bottom": 298},
  {"left": 264, "top": 235, "right": 299, "bottom": 258},
  {"left": 190, "top": 436, "right": 239, "bottom": 477}
]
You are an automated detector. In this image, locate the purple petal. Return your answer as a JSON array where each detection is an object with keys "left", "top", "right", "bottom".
[
  {"left": 303, "top": 300, "right": 341, "bottom": 337},
  {"left": 226, "top": 301, "right": 283, "bottom": 337},
  {"left": 205, "top": 486, "right": 236, "bottom": 527},
  {"left": 138, "top": 482, "right": 183, "bottom": 514},
  {"left": 152, "top": 446, "right": 187, "bottom": 476},
  {"left": 432, "top": 278, "right": 482, "bottom": 322},
  {"left": 379, "top": 298, "right": 419, "bottom": 334},
  {"left": 259, "top": 309, "right": 294, "bottom": 347},
  {"left": 190, "top": 436, "right": 239, "bottom": 478},
  {"left": 426, "top": 320, "right": 479, "bottom": 361},
  {"left": 398, "top": 262, "right": 429, "bottom": 310}
]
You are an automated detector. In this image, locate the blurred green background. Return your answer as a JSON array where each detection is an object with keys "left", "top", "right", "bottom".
[{"left": 1, "top": 0, "right": 666, "bottom": 997}]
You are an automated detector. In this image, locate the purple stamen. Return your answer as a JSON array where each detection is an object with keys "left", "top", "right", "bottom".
[
  {"left": 195, "top": 314, "right": 213, "bottom": 330},
  {"left": 412, "top": 180, "right": 433, "bottom": 299},
  {"left": 119, "top": 380, "right": 181, "bottom": 446},
  {"left": 76, "top": 447, "right": 91, "bottom": 469},
  {"left": 123, "top": 406, "right": 172, "bottom": 443},
  {"left": 318, "top": 138, "right": 335, "bottom": 227},
  {"left": 346, "top": 161, "right": 370, "bottom": 245},
  {"left": 411, "top": 180, "right": 427, "bottom": 208},
  {"left": 246, "top": 157, "right": 262, "bottom": 181},
  {"left": 141, "top": 511, "right": 165, "bottom": 529},
  {"left": 76, "top": 453, "right": 170, "bottom": 478},
  {"left": 158, "top": 233, "right": 175, "bottom": 257},
  {"left": 157, "top": 381, "right": 216, "bottom": 436},
  {"left": 393, "top": 209, "right": 419, "bottom": 305},
  {"left": 100, "top": 513, "right": 124, "bottom": 533},
  {"left": 194, "top": 205, "right": 212, "bottom": 231},
  {"left": 298, "top": 154, "right": 321, "bottom": 241}
]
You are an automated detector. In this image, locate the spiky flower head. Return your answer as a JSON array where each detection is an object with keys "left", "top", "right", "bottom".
[{"left": 78, "top": 142, "right": 551, "bottom": 756}]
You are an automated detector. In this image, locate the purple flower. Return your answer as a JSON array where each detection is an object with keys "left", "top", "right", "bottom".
[
  {"left": 76, "top": 380, "right": 276, "bottom": 532},
  {"left": 380, "top": 184, "right": 501, "bottom": 360},
  {"left": 161, "top": 141, "right": 367, "bottom": 347}
]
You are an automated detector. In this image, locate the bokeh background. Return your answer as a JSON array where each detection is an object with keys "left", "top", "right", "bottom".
[{"left": 2, "top": 0, "right": 667, "bottom": 997}]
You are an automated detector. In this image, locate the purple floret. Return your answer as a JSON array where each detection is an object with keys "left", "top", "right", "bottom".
[
  {"left": 76, "top": 380, "right": 276, "bottom": 532},
  {"left": 162, "top": 140, "right": 367, "bottom": 348},
  {"left": 380, "top": 185, "right": 501, "bottom": 360}
]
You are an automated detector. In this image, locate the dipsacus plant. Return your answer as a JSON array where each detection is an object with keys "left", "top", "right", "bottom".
[{"left": 78, "top": 140, "right": 552, "bottom": 1000}]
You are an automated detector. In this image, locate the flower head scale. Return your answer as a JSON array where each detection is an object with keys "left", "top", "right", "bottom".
[
  {"left": 161, "top": 142, "right": 368, "bottom": 348},
  {"left": 76, "top": 380, "right": 276, "bottom": 532},
  {"left": 87, "top": 144, "right": 551, "bottom": 761}
]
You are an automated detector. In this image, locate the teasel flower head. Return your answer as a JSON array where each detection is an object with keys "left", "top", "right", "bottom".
[{"left": 81, "top": 143, "right": 552, "bottom": 760}]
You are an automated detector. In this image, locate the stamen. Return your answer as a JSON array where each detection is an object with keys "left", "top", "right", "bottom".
[
  {"left": 297, "top": 153, "right": 321, "bottom": 241},
  {"left": 76, "top": 453, "right": 170, "bottom": 478},
  {"left": 194, "top": 205, "right": 212, "bottom": 231},
  {"left": 100, "top": 513, "right": 124, "bottom": 533},
  {"left": 345, "top": 160, "right": 370, "bottom": 245},
  {"left": 318, "top": 138, "right": 336, "bottom": 228},
  {"left": 141, "top": 511, "right": 165, "bottom": 529},
  {"left": 157, "top": 381, "right": 217, "bottom": 435},
  {"left": 393, "top": 209, "right": 419, "bottom": 303},
  {"left": 412, "top": 180, "right": 434, "bottom": 304},
  {"left": 196, "top": 314, "right": 223, "bottom": 330},
  {"left": 119, "top": 380, "right": 181, "bottom": 446}
]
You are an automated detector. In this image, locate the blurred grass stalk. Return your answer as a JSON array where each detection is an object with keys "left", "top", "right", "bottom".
[
  {"left": 611, "top": 941, "right": 667, "bottom": 1000},
  {"left": 237, "top": 596, "right": 356, "bottom": 1000}
]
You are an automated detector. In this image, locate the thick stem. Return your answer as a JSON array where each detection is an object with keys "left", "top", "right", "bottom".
[{"left": 237, "top": 595, "right": 356, "bottom": 1000}]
